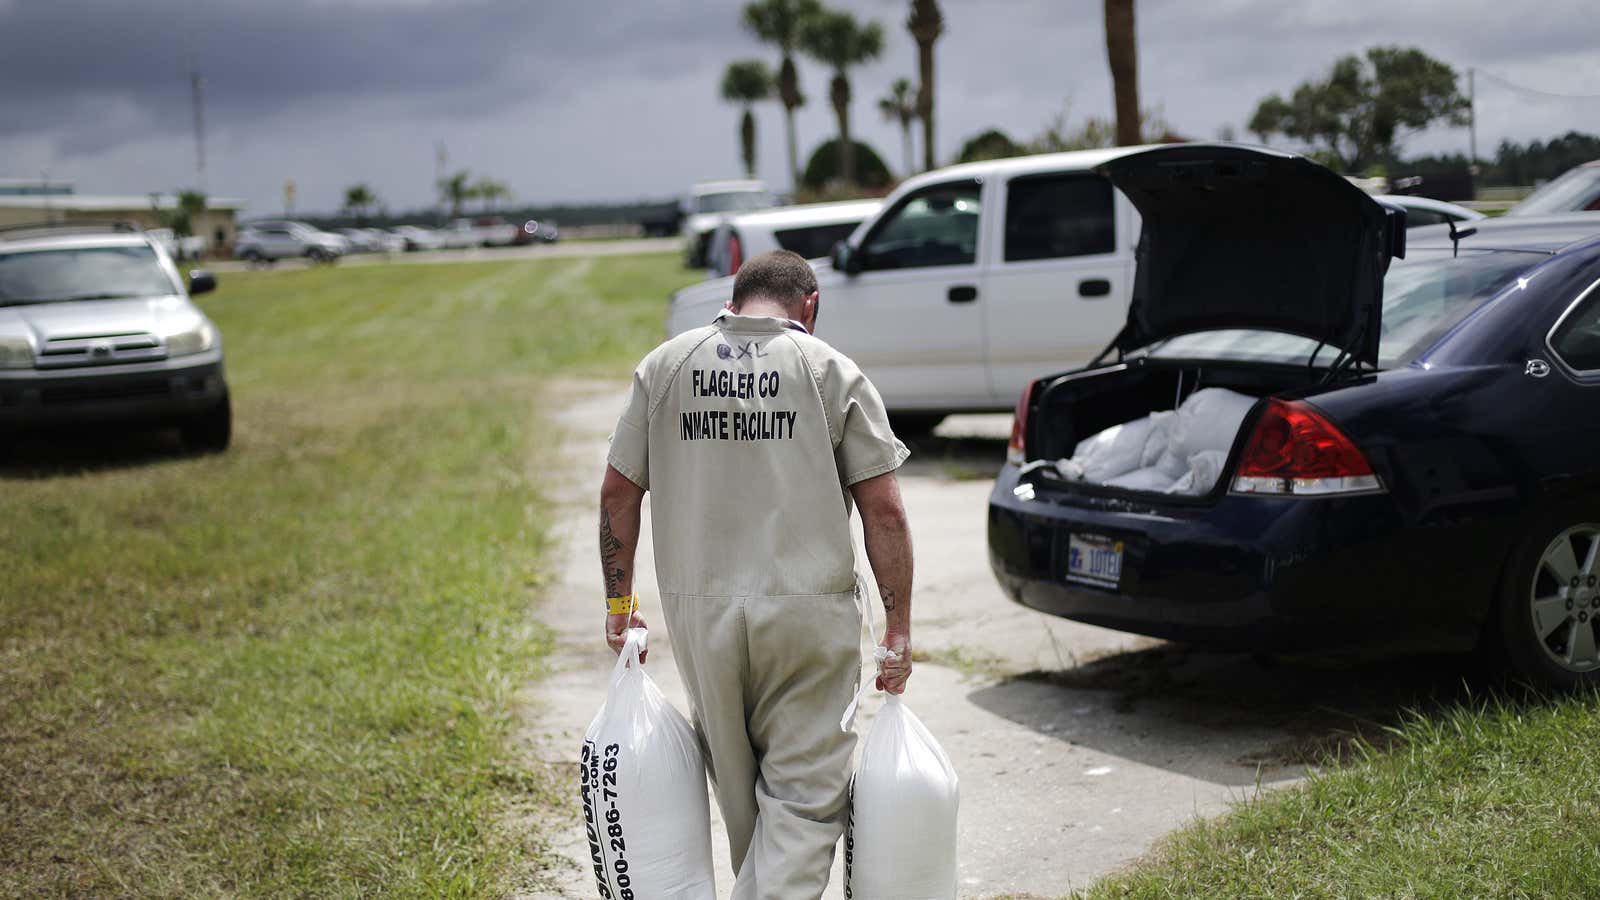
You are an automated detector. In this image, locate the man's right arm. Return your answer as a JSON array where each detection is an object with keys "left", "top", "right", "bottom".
[{"left": 850, "top": 470, "right": 913, "bottom": 694}]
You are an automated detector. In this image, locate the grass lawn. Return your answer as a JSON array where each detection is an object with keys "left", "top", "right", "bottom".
[
  {"left": 1085, "top": 690, "right": 1600, "bottom": 898},
  {"left": 0, "top": 253, "right": 696, "bottom": 896}
]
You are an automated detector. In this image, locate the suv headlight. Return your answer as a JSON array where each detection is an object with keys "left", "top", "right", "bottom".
[
  {"left": 0, "top": 335, "right": 34, "bottom": 369},
  {"left": 165, "top": 321, "right": 216, "bottom": 357}
]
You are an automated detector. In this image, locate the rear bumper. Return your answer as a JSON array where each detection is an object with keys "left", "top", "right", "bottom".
[
  {"left": 986, "top": 462, "right": 1490, "bottom": 653},
  {"left": 0, "top": 351, "right": 227, "bottom": 432}
]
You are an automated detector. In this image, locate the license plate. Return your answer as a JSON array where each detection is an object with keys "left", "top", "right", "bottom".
[{"left": 1066, "top": 534, "right": 1123, "bottom": 589}]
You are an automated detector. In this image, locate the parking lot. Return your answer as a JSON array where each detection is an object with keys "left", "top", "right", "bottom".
[{"left": 517, "top": 383, "right": 1476, "bottom": 898}]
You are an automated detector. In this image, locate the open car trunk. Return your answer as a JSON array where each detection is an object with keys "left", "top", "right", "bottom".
[{"left": 1027, "top": 357, "right": 1332, "bottom": 501}]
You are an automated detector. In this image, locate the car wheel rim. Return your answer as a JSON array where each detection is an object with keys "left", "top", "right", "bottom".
[{"left": 1529, "top": 523, "right": 1600, "bottom": 673}]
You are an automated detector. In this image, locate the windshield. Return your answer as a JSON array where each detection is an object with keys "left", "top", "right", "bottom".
[
  {"left": 1506, "top": 165, "right": 1600, "bottom": 217},
  {"left": 696, "top": 191, "right": 774, "bottom": 214},
  {"left": 1146, "top": 249, "right": 1546, "bottom": 367},
  {"left": 0, "top": 245, "right": 177, "bottom": 306}
]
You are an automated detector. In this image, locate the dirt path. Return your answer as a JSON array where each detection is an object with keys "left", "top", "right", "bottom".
[{"left": 513, "top": 382, "right": 1461, "bottom": 898}]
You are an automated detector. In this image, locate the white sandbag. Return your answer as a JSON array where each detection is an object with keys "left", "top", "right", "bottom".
[
  {"left": 1075, "top": 416, "right": 1156, "bottom": 484},
  {"left": 1167, "top": 449, "right": 1230, "bottom": 496},
  {"left": 1172, "top": 388, "right": 1257, "bottom": 458},
  {"left": 1153, "top": 448, "right": 1189, "bottom": 479},
  {"left": 580, "top": 629, "right": 715, "bottom": 900},
  {"left": 1139, "top": 411, "right": 1177, "bottom": 468},
  {"left": 845, "top": 692, "right": 959, "bottom": 900},
  {"left": 1105, "top": 465, "right": 1179, "bottom": 492}
]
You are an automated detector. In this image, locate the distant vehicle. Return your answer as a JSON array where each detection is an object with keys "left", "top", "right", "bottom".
[
  {"left": 390, "top": 226, "right": 443, "bottom": 252},
  {"left": 472, "top": 216, "right": 519, "bottom": 247},
  {"left": 992, "top": 145, "right": 1600, "bottom": 690},
  {"left": 703, "top": 199, "right": 883, "bottom": 278},
  {"left": 336, "top": 228, "right": 383, "bottom": 252},
  {"left": 233, "top": 220, "right": 347, "bottom": 263},
  {"left": 681, "top": 179, "right": 778, "bottom": 267},
  {"left": 1375, "top": 194, "right": 1485, "bottom": 228},
  {"left": 1505, "top": 161, "right": 1600, "bottom": 217},
  {"left": 360, "top": 228, "right": 406, "bottom": 253},
  {"left": 0, "top": 222, "right": 231, "bottom": 451},
  {"left": 144, "top": 228, "right": 208, "bottom": 261},
  {"left": 441, "top": 219, "right": 481, "bottom": 250},
  {"left": 512, "top": 219, "right": 560, "bottom": 245}
]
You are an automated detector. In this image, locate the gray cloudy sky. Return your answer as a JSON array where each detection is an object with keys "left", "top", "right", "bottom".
[{"left": 2, "top": 0, "right": 1595, "bottom": 215}]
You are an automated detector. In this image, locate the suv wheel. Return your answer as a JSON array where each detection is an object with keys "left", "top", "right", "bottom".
[
  {"left": 1493, "top": 507, "right": 1600, "bottom": 688},
  {"left": 242, "top": 249, "right": 265, "bottom": 264},
  {"left": 306, "top": 247, "right": 330, "bottom": 264},
  {"left": 181, "top": 392, "right": 232, "bottom": 454}
]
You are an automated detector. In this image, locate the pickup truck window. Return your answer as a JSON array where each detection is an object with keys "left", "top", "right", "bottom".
[
  {"left": 860, "top": 180, "right": 980, "bottom": 270},
  {"left": 1004, "top": 174, "right": 1115, "bottom": 262},
  {"left": 774, "top": 222, "right": 860, "bottom": 260}
]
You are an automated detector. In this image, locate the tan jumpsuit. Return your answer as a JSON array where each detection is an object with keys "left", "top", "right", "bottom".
[{"left": 608, "top": 310, "right": 908, "bottom": 899}]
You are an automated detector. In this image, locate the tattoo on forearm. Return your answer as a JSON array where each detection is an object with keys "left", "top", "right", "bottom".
[
  {"left": 880, "top": 586, "right": 897, "bottom": 614},
  {"left": 599, "top": 508, "right": 627, "bottom": 597}
]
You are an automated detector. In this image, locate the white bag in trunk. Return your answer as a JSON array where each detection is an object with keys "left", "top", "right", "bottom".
[{"left": 580, "top": 629, "right": 715, "bottom": 900}]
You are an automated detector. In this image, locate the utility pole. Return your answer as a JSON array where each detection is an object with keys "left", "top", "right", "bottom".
[
  {"left": 1467, "top": 67, "right": 1478, "bottom": 172},
  {"left": 190, "top": 65, "right": 208, "bottom": 191},
  {"left": 434, "top": 141, "right": 448, "bottom": 225}
]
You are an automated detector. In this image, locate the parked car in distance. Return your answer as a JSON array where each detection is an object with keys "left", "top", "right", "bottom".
[
  {"left": 471, "top": 216, "right": 519, "bottom": 247},
  {"left": 670, "top": 145, "right": 1158, "bottom": 432},
  {"left": 1375, "top": 194, "right": 1485, "bottom": 228},
  {"left": 336, "top": 227, "right": 383, "bottom": 252},
  {"left": 681, "top": 179, "right": 778, "bottom": 267},
  {"left": 0, "top": 222, "right": 231, "bottom": 451},
  {"left": 703, "top": 199, "right": 883, "bottom": 278},
  {"left": 360, "top": 228, "right": 406, "bottom": 253},
  {"left": 145, "top": 227, "right": 208, "bottom": 261},
  {"left": 513, "top": 219, "right": 559, "bottom": 245},
  {"left": 234, "top": 220, "right": 347, "bottom": 263},
  {"left": 1506, "top": 160, "right": 1600, "bottom": 217},
  {"left": 391, "top": 225, "right": 444, "bottom": 252},
  {"left": 989, "top": 143, "right": 1600, "bottom": 687}
]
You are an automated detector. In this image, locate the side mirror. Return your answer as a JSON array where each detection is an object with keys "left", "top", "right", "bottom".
[
  {"left": 830, "top": 241, "right": 863, "bottom": 276},
  {"left": 188, "top": 270, "right": 217, "bottom": 295}
]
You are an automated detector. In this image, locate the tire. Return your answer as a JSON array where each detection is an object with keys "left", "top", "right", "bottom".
[
  {"left": 242, "top": 249, "right": 264, "bottom": 264},
  {"left": 181, "top": 393, "right": 232, "bottom": 454},
  {"left": 306, "top": 248, "right": 329, "bottom": 264},
  {"left": 1491, "top": 505, "right": 1600, "bottom": 688},
  {"left": 888, "top": 413, "right": 946, "bottom": 438}
]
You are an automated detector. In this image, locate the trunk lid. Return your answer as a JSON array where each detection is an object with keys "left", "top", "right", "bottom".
[{"left": 1098, "top": 144, "right": 1405, "bottom": 366}]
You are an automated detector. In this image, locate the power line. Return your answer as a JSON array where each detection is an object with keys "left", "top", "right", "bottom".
[{"left": 1474, "top": 68, "right": 1600, "bottom": 102}]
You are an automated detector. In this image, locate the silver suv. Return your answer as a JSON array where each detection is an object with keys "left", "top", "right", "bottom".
[
  {"left": 0, "top": 223, "right": 231, "bottom": 451},
  {"left": 233, "top": 219, "right": 348, "bottom": 263}
]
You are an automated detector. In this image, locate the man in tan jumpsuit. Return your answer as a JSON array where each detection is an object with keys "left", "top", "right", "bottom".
[{"left": 598, "top": 249, "right": 914, "bottom": 898}]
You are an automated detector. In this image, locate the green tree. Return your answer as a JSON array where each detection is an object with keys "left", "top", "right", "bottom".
[
  {"left": 167, "top": 189, "right": 207, "bottom": 238},
  {"left": 878, "top": 77, "right": 919, "bottom": 176},
  {"left": 801, "top": 138, "right": 891, "bottom": 193},
  {"left": 799, "top": 9, "right": 885, "bottom": 188},
  {"left": 743, "top": 0, "right": 823, "bottom": 192},
  {"left": 1103, "top": 0, "right": 1140, "bottom": 146},
  {"left": 956, "top": 128, "right": 1022, "bottom": 163},
  {"left": 438, "top": 170, "right": 472, "bottom": 218},
  {"left": 722, "top": 60, "right": 774, "bottom": 179},
  {"left": 342, "top": 184, "right": 378, "bottom": 225},
  {"left": 1248, "top": 46, "right": 1469, "bottom": 171},
  {"left": 907, "top": 0, "right": 943, "bottom": 171},
  {"left": 472, "top": 177, "right": 510, "bottom": 213}
]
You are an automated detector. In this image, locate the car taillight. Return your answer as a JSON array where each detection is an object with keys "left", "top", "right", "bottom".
[
  {"left": 728, "top": 232, "right": 743, "bottom": 274},
  {"left": 1007, "top": 379, "right": 1037, "bottom": 467},
  {"left": 1232, "top": 399, "right": 1382, "bottom": 496}
]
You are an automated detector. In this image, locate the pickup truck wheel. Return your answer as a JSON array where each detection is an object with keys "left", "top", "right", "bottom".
[
  {"left": 888, "top": 413, "right": 945, "bottom": 438},
  {"left": 181, "top": 393, "right": 232, "bottom": 454},
  {"left": 1492, "top": 505, "right": 1600, "bottom": 689}
]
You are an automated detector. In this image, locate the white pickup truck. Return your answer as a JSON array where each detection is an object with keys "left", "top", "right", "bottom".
[{"left": 667, "top": 146, "right": 1156, "bottom": 429}]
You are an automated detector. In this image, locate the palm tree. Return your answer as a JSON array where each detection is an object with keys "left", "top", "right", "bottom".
[
  {"left": 907, "top": 0, "right": 943, "bottom": 171},
  {"left": 342, "top": 184, "right": 377, "bottom": 225},
  {"left": 1104, "top": 0, "right": 1141, "bottom": 145},
  {"left": 743, "top": 0, "right": 823, "bottom": 192},
  {"left": 472, "top": 177, "right": 510, "bottom": 213},
  {"left": 722, "top": 60, "right": 774, "bottom": 178},
  {"left": 878, "top": 77, "right": 918, "bottom": 177},
  {"left": 799, "top": 9, "right": 884, "bottom": 187},
  {"left": 439, "top": 170, "right": 472, "bottom": 218}
]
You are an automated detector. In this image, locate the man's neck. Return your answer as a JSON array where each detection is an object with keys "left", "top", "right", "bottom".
[{"left": 734, "top": 300, "right": 793, "bottom": 320}]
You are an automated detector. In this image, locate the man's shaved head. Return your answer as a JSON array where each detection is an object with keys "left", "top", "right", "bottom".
[{"left": 730, "top": 250, "right": 819, "bottom": 314}]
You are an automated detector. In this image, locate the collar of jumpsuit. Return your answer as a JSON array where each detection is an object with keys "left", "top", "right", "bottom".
[{"left": 712, "top": 307, "right": 810, "bottom": 335}]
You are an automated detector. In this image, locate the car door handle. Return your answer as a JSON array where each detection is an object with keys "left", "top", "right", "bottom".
[
  {"left": 1079, "top": 278, "right": 1112, "bottom": 298},
  {"left": 948, "top": 285, "right": 978, "bottom": 303}
]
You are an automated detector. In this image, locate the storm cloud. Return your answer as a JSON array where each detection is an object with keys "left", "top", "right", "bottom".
[{"left": 2, "top": 0, "right": 1595, "bottom": 215}]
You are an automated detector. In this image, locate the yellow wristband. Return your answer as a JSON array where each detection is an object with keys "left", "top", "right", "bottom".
[{"left": 606, "top": 594, "right": 638, "bottom": 616}]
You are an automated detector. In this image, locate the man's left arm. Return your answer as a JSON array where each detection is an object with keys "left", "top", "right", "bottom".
[{"left": 600, "top": 464, "right": 648, "bottom": 661}]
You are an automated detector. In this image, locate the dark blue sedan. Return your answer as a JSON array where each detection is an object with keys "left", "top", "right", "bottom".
[{"left": 988, "top": 144, "right": 1600, "bottom": 687}]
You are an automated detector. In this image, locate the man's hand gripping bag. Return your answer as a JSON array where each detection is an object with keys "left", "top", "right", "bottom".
[
  {"left": 580, "top": 629, "right": 715, "bottom": 900},
  {"left": 844, "top": 680, "right": 959, "bottom": 898}
]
